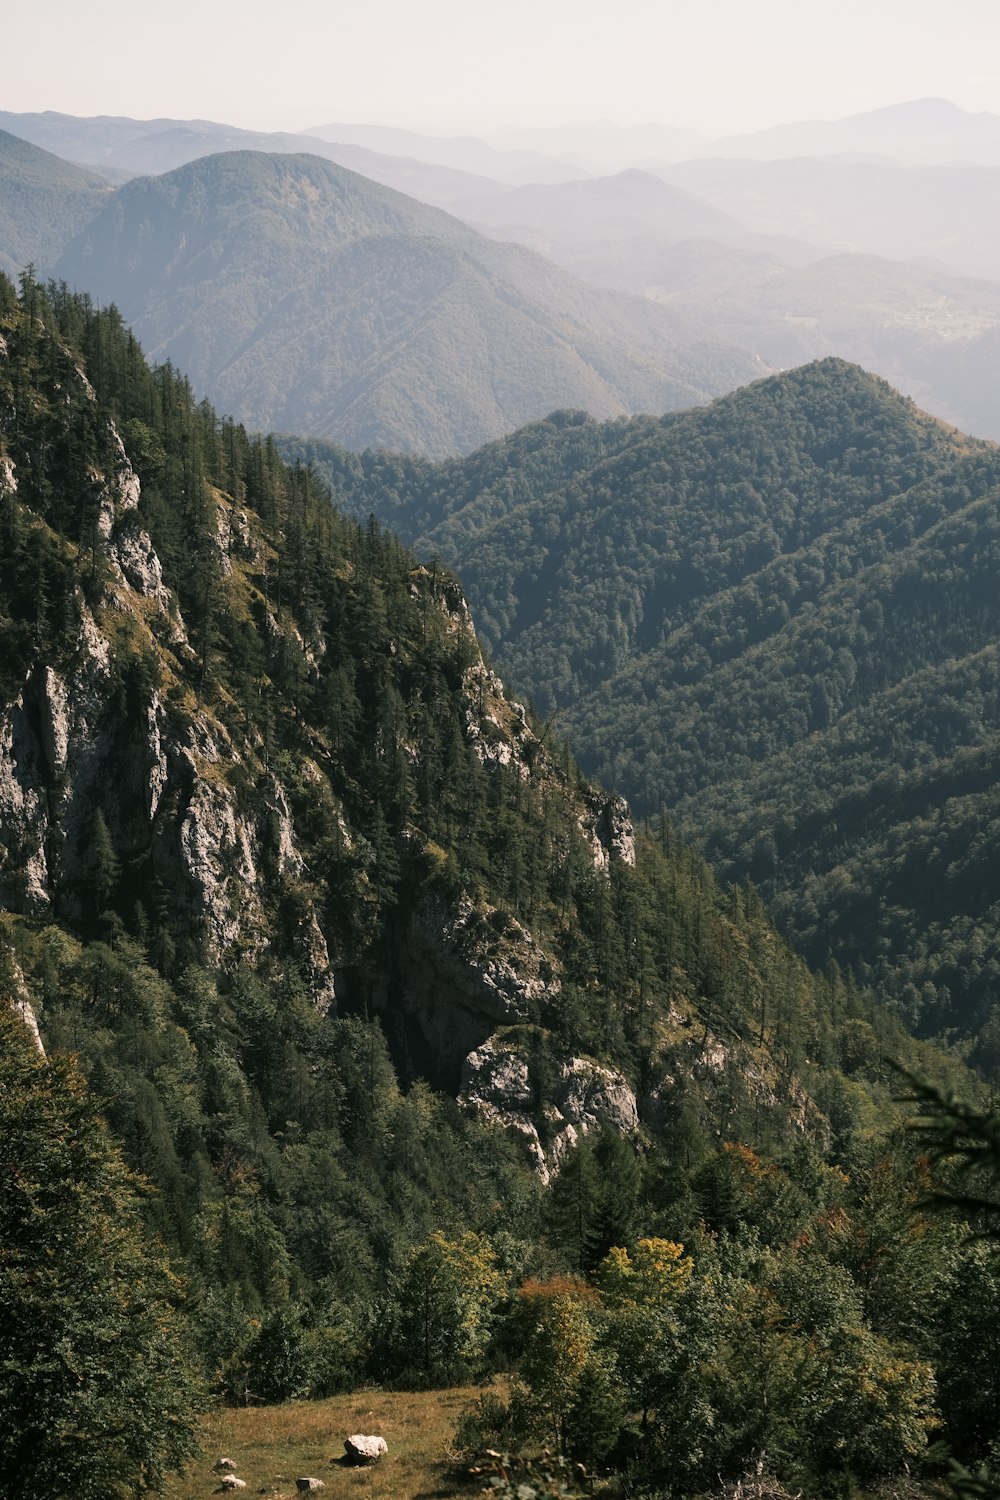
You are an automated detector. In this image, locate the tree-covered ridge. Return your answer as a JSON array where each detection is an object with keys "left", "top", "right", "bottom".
[
  {"left": 290, "top": 361, "right": 978, "bottom": 698},
  {"left": 288, "top": 364, "right": 1000, "bottom": 1043}
]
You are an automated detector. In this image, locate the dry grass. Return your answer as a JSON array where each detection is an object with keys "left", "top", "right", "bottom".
[{"left": 164, "top": 1387, "right": 480, "bottom": 1500}]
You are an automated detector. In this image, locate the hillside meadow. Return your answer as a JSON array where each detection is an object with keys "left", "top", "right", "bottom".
[{"left": 166, "top": 1388, "right": 479, "bottom": 1500}]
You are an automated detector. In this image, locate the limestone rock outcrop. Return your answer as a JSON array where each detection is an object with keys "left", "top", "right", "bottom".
[
  {"left": 459, "top": 1029, "right": 639, "bottom": 1181},
  {"left": 392, "top": 895, "right": 560, "bottom": 1082},
  {"left": 0, "top": 415, "right": 338, "bottom": 999},
  {"left": 582, "top": 791, "right": 636, "bottom": 869}
]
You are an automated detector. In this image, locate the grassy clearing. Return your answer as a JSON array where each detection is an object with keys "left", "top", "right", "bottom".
[{"left": 164, "top": 1387, "right": 480, "bottom": 1500}]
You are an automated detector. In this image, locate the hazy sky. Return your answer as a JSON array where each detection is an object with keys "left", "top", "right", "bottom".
[{"left": 5, "top": 0, "right": 1000, "bottom": 136}]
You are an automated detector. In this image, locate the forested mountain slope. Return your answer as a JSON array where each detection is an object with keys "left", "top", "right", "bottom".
[
  {"left": 0, "top": 128, "right": 112, "bottom": 278},
  {"left": 5, "top": 275, "right": 999, "bottom": 1500},
  {"left": 51, "top": 150, "right": 762, "bottom": 456},
  {"left": 285, "top": 363, "right": 1000, "bottom": 1046}
]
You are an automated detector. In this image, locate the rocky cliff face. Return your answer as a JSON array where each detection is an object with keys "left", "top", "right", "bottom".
[
  {"left": 1, "top": 949, "right": 45, "bottom": 1056},
  {"left": 395, "top": 893, "right": 559, "bottom": 1079},
  {"left": 0, "top": 453, "right": 286, "bottom": 952},
  {"left": 0, "top": 332, "right": 651, "bottom": 1169}
]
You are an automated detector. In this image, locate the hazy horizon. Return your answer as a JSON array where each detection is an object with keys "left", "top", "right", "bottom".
[{"left": 4, "top": 0, "right": 999, "bottom": 140}]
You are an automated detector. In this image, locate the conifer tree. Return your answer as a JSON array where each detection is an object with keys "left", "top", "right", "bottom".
[{"left": 0, "top": 1003, "right": 203, "bottom": 1497}]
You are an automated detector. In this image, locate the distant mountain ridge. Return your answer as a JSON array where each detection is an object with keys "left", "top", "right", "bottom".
[
  {"left": 706, "top": 97, "right": 1000, "bottom": 165},
  {"left": 459, "top": 168, "right": 749, "bottom": 250},
  {"left": 308, "top": 100, "right": 1000, "bottom": 173},
  {"left": 654, "top": 156, "right": 1000, "bottom": 280},
  {"left": 9, "top": 97, "right": 1000, "bottom": 183},
  {"left": 482, "top": 119, "right": 709, "bottom": 171},
  {"left": 5, "top": 104, "right": 1000, "bottom": 444},
  {"left": 0, "top": 108, "right": 519, "bottom": 203},
  {"left": 303, "top": 119, "right": 586, "bottom": 184},
  {"left": 54, "top": 149, "right": 764, "bottom": 455}
]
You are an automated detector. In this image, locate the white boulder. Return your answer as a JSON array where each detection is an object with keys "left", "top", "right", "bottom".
[{"left": 344, "top": 1434, "right": 388, "bottom": 1464}]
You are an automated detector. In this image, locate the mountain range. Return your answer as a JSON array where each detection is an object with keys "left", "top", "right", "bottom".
[
  {"left": 50, "top": 148, "right": 762, "bottom": 455},
  {"left": 10, "top": 98, "right": 1000, "bottom": 182},
  {"left": 317, "top": 98, "right": 1000, "bottom": 173},
  {"left": 5, "top": 103, "right": 1000, "bottom": 448}
]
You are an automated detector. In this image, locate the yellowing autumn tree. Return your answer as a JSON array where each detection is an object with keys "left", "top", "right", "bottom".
[
  {"left": 596, "top": 1238, "right": 694, "bottom": 1426},
  {"left": 516, "top": 1276, "right": 608, "bottom": 1453},
  {"left": 597, "top": 1236, "right": 694, "bottom": 1307}
]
